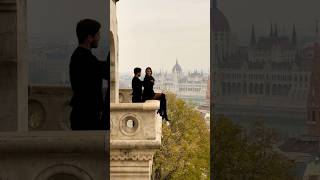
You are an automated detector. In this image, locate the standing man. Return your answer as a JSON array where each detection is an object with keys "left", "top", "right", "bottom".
[
  {"left": 69, "top": 19, "right": 109, "bottom": 130},
  {"left": 131, "top": 67, "right": 143, "bottom": 103}
]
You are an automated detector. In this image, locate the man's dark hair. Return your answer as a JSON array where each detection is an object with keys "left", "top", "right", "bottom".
[
  {"left": 134, "top": 67, "right": 141, "bottom": 75},
  {"left": 76, "top": 19, "right": 101, "bottom": 44}
]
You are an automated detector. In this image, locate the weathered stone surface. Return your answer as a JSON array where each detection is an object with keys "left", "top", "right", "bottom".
[
  {"left": 110, "top": 100, "right": 162, "bottom": 180},
  {"left": 119, "top": 89, "right": 132, "bottom": 103},
  {"left": 0, "top": 0, "right": 162, "bottom": 179},
  {"left": 0, "top": 131, "right": 109, "bottom": 180}
]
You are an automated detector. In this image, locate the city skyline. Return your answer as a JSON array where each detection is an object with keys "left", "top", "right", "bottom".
[
  {"left": 118, "top": 60, "right": 210, "bottom": 74},
  {"left": 219, "top": 0, "right": 320, "bottom": 45}
]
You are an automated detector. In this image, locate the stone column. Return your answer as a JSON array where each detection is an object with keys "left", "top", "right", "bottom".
[
  {"left": 0, "top": 0, "right": 28, "bottom": 132},
  {"left": 110, "top": 0, "right": 119, "bottom": 103}
]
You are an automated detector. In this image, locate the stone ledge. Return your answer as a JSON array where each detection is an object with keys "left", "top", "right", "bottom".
[
  {"left": 110, "top": 100, "right": 162, "bottom": 141},
  {"left": 0, "top": 131, "right": 109, "bottom": 153},
  {"left": 111, "top": 100, "right": 160, "bottom": 110}
]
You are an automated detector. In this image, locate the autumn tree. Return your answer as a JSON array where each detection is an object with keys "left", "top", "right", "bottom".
[
  {"left": 152, "top": 93, "right": 210, "bottom": 180},
  {"left": 213, "top": 117, "right": 294, "bottom": 180}
]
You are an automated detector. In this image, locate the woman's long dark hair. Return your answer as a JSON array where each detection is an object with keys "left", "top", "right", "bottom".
[{"left": 145, "top": 67, "right": 152, "bottom": 76}]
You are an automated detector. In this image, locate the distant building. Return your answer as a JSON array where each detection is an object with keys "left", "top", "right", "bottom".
[
  {"left": 307, "top": 43, "right": 320, "bottom": 136},
  {"left": 153, "top": 60, "right": 209, "bottom": 105},
  {"left": 212, "top": 0, "right": 320, "bottom": 138}
]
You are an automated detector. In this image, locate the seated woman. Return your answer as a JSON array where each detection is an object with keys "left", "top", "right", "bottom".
[{"left": 142, "top": 67, "right": 170, "bottom": 121}]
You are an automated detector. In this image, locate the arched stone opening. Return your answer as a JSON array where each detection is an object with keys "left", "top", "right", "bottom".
[
  {"left": 34, "top": 164, "right": 93, "bottom": 180},
  {"left": 109, "top": 30, "right": 118, "bottom": 103}
]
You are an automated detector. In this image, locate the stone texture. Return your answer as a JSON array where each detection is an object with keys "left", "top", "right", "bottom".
[
  {"left": 110, "top": 101, "right": 162, "bottom": 180},
  {"left": 0, "top": 0, "right": 162, "bottom": 179},
  {"left": 0, "top": 131, "right": 109, "bottom": 180},
  {"left": 119, "top": 89, "right": 132, "bottom": 103},
  {"left": 110, "top": 0, "right": 119, "bottom": 103}
]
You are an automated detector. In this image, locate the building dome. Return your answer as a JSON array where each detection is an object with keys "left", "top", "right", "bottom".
[
  {"left": 172, "top": 60, "right": 182, "bottom": 74},
  {"left": 211, "top": 7, "right": 231, "bottom": 32}
]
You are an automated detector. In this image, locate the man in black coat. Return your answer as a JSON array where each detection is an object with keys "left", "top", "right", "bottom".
[
  {"left": 131, "top": 67, "right": 143, "bottom": 103},
  {"left": 69, "top": 19, "right": 109, "bottom": 130}
]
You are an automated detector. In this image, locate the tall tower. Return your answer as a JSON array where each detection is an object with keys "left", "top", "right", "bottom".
[
  {"left": 307, "top": 43, "right": 320, "bottom": 136},
  {"left": 211, "top": 0, "right": 231, "bottom": 62},
  {"left": 292, "top": 24, "right": 297, "bottom": 46},
  {"left": 274, "top": 23, "right": 278, "bottom": 38},
  {"left": 316, "top": 20, "right": 319, "bottom": 37},
  {"left": 270, "top": 23, "right": 274, "bottom": 37},
  {"left": 250, "top": 24, "right": 256, "bottom": 46}
]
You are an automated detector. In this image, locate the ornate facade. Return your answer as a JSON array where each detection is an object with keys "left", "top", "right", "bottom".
[
  {"left": 153, "top": 60, "right": 209, "bottom": 104},
  {"left": 212, "top": 0, "right": 319, "bottom": 138},
  {"left": 307, "top": 43, "right": 320, "bottom": 136}
]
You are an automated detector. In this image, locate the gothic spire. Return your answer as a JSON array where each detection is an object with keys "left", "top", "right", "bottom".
[
  {"left": 250, "top": 24, "right": 256, "bottom": 46},
  {"left": 274, "top": 23, "right": 278, "bottom": 38},
  {"left": 292, "top": 24, "right": 297, "bottom": 46},
  {"left": 270, "top": 23, "right": 274, "bottom": 37},
  {"left": 316, "top": 20, "right": 319, "bottom": 36}
]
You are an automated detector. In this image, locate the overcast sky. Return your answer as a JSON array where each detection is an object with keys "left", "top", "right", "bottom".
[
  {"left": 117, "top": 0, "right": 210, "bottom": 73},
  {"left": 219, "top": 0, "right": 320, "bottom": 45},
  {"left": 27, "top": 0, "right": 108, "bottom": 46}
]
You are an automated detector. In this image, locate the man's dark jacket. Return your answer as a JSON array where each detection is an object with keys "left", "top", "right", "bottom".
[
  {"left": 131, "top": 76, "right": 143, "bottom": 102},
  {"left": 69, "top": 46, "right": 109, "bottom": 130}
]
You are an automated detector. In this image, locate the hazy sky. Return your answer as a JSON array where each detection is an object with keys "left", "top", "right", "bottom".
[
  {"left": 27, "top": 0, "right": 108, "bottom": 45},
  {"left": 219, "top": 0, "right": 320, "bottom": 45},
  {"left": 117, "top": 0, "right": 210, "bottom": 73}
]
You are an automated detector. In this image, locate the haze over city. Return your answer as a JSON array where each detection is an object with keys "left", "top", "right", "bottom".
[
  {"left": 219, "top": 0, "right": 320, "bottom": 45},
  {"left": 117, "top": 0, "right": 210, "bottom": 73}
]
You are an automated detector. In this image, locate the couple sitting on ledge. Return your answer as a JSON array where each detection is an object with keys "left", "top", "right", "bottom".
[
  {"left": 68, "top": 18, "right": 169, "bottom": 131},
  {"left": 132, "top": 67, "right": 170, "bottom": 121}
]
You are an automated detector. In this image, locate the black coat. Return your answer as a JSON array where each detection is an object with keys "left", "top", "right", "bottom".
[
  {"left": 132, "top": 76, "right": 143, "bottom": 102},
  {"left": 69, "top": 46, "right": 109, "bottom": 130},
  {"left": 142, "top": 75, "right": 155, "bottom": 101}
]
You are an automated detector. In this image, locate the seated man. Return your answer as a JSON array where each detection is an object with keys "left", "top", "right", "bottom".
[
  {"left": 131, "top": 67, "right": 143, "bottom": 103},
  {"left": 69, "top": 19, "right": 109, "bottom": 130}
]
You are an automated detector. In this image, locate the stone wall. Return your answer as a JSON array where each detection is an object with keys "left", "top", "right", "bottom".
[
  {"left": 0, "top": 131, "right": 109, "bottom": 180},
  {"left": 0, "top": 0, "right": 161, "bottom": 179}
]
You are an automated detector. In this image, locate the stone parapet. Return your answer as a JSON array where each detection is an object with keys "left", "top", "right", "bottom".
[
  {"left": 0, "top": 131, "right": 109, "bottom": 180},
  {"left": 110, "top": 100, "right": 162, "bottom": 180},
  {"left": 0, "top": 131, "right": 108, "bottom": 153}
]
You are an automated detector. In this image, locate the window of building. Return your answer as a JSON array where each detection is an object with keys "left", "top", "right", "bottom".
[{"left": 313, "top": 111, "right": 316, "bottom": 122}]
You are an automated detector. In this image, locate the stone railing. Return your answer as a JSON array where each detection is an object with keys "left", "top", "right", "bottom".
[
  {"left": 26, "top": 85, "right": 162, "bottom": 179},
  {"left": 110, "top": 100, "right": 162, "bottom": 180},
  {"left": 0, "top": 131, "right": 109, "bottom": 180}
]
